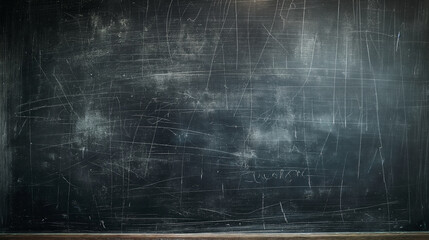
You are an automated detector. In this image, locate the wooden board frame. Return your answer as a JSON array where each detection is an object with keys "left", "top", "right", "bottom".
[{"left": 1, "top": 232, "right": 429, "bottom": 239}]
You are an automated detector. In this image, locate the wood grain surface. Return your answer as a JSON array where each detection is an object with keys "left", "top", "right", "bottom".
[{"left": 1, "top": 233, "right": 429, "bottom": 240}]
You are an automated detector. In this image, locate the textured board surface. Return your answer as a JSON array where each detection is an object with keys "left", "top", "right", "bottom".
[{"left": 1, "top": 0, "right": 429, "bottom": 233}]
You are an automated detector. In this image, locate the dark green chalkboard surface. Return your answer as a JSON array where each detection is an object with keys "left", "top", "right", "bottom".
[{"left": 1, "top": 0, "right": 428, "bottom": 234}]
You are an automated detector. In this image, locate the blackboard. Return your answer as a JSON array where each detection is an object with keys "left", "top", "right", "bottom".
[{"left": 1, "top": 0, "right": 429, "bottom": 233}]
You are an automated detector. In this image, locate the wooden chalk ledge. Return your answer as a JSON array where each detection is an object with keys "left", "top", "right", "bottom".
[{"left": 1, "top": 232, "right": 429, "bottom": 240}]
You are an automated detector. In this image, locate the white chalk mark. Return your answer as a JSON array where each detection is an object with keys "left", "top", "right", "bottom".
[
  {"left": 320, "top": 128, "right": 332, "bottom": 156},
  {"left": 145, "top": 116, "right": 158, "bottom": 176},
  {"left": 221, "top": 44, "right": 229, "bottom": 110},
  {"left": 235, "top": 0, "right": 239, "bottom": 70},
  {"left": 300, "top": 0, "right": 306, "bottom": 58},
  {"left": 279, "top": 202, "right": 289, "bottom": 223},
  {"left": 261, "top": 24, "right": 289, "bottom": 53},
  {"left": 365, "top": 32, "right": 384, "bottom": 162},
  {"left": 340, "top": 152, "right": 348, "bottom": 222},
  {"left": 262, "top": 192, "right": 266, "bottom": 230},
  {"left": 234, "top": 0, "right": 279, "bottom": 116},
  {"left": 367, "top": 148, "right": 378, "bottom": 174},
  {"left": 395, "top": 32, "right": 400, "bottom": 52},
  {"left": 280, "top": 0, "right": 295, "bottom": 30},
  {"left": 166, "top": 0, "right": 174, "bottom": 63},
  {"left": 398, "top": 36, "right": 411, "bottom": 224},
  {"left": 333, "top": 0, "right": 340, "bottom": 124},
  {"left": 289, "top": 34, "right": 317, "bottom": 102},
  {"left": 344, "top": 37, "right": 348, "bottom": 127},
  {"left": 187, "top": 7, "right": 201, "bottom": 22},
  {"left": 206, "top": 0, "right": 231, "bottom": 90}
]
